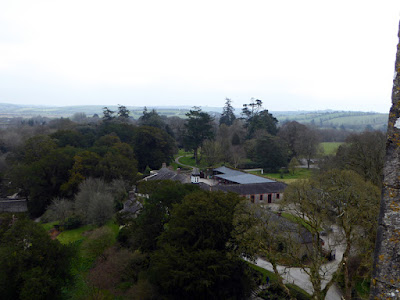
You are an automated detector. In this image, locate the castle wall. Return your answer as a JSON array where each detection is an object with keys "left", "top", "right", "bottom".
[{"left": 370, "top": 20, "right": 400, "bottom": 299}]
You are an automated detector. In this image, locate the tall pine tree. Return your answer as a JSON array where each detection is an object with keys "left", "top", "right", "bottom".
[{"left": 219, "top": 98, "right": 236, "bottom": 126}]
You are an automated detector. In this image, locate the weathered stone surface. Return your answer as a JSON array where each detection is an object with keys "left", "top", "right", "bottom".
[{"left": 370, "top": 21, "right": 400, "bottom": 299}]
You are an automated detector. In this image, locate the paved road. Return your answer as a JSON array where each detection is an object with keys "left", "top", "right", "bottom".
[
  {"left": 253, "top": 226, "right": 345, "bottom": 299},
  {"left": 174, "top": 155, "right": 194, "bottom": 169},
  {"left": 173, "top": 159, "right": 343, "bottom": 299}
]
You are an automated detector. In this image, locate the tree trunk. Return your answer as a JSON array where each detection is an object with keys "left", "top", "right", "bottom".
[
  {"left": 342, "top": 238, "right": 352, "bottom": 299},
  {"left": 344, "top": 259, "right": 352, "bottom": 300},
  {"left": 194, "top": 148, "right": 198, "bottom": 165},
  {"left": 270, "top": 259, "right": 295, "bottom": 300}
]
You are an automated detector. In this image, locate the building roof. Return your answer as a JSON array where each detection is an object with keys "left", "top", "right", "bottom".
[
  {"left": 214, "top": 166, "right": 245, "bottom": 176},
  {"left": 215, "top": 173, "right": 275, "bottom": 184},
  {"left": 145, "top": 167, "right": 190, "bottom": 184},
  {"left": 213, "top": 166, "right": 275, "bottom": 184},
  {"left": 212, "top": 182, "right": 287, "bottom": 195}
]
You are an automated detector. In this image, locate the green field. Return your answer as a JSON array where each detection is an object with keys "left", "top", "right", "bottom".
[
  {"left": 175, "top": 149, "right": 228, "bottom": 169},
  {"left": 320, "top": 142, "right": 343, "bottom": 155},
  {"left": 249, "top": 168, "right": 313, "bottom": 184},
  {"left": 276, "top": 111, "right": 388, "bottom": 130},
  {"left": 41, "top": 219, "right": 119, "bottom": 244},
  {"left": 0, "top": 103, "right": 388, "bottom": 131}
]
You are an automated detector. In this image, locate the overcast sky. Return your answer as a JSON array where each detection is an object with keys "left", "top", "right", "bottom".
[{"left": 1, "top": 0, "right": 399, "bottom": 113}]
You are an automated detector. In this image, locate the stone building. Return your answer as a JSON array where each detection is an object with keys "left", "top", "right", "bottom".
[
  {"left": 143, "top": 165, "right": 287, "bottom": 205},
  {"left": 209, "top": 166, "right": 286, "bottom": 204}
]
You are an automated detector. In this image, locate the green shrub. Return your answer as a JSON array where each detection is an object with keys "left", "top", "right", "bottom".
[
  {"left": 81, "top": 227, "right": 115, "bottom": 260},
  {"left": 63, "top": 215, "right": 82, "bottom": 230}
]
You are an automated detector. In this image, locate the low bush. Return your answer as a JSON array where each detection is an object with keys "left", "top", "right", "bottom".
[{"left": 81, "top": 227, "right": 115, "bottom": 260}]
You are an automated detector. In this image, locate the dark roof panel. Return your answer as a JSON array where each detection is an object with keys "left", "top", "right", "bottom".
[
  {"left": 212, "top": 182, "right": 287, "bottom": 194},
  {"left": 146, "top": 167, "right": 190, "bottom": 183}
]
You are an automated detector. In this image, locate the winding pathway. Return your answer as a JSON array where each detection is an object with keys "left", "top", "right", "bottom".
[
  {"left": 252, "top": 226, "right": 344, "bottom": 299},
  {"left": 174, "top": 155, "right": 195, "bottom": 169},
  {"left": 174, "top": 157, "right": 343, "bottom": 299}
]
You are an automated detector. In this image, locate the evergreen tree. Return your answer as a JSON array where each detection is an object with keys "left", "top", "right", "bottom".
[
  {"left": 183, "top": 107, "right": 214, "bottom": 164},
  {"left": 117, "top": 104, "right": 130, "bottom": 119},
  {"left": 102, "top": 107, "right": 115, "bottom": 121},
  {"left": 138, "top": 107, "right": 165, "bottom": 129},
  {"left": 219, "top": 98, "right": 236, "bottom": 126},
  {"left": 149, "top": 191, "right": 253, "bottom": 299},
  {"left": 241, "top": 98, "right": 278, "bottom": 138},
  {"left": 0, "top": 218, "right": 74, "bottom": 299}
]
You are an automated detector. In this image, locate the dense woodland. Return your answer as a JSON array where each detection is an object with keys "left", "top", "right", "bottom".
[{"left": 0, "top": 99, "right": 386, "bottom": 299}]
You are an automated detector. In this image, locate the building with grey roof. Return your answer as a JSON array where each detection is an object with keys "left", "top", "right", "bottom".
[
  {"left": 143, "top": 165, "right": 286, "bottom": 205},
  {"left": 143, "top": 164, "right": 190, "bottom": 184},
  {"left": 213, "top": 166, "right": 275, "bottom": 184},
  {"left": 210, "top": 167, "right": 287, "bottom": 204}
]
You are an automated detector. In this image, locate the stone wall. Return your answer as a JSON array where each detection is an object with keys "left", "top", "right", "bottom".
[
  {"left": 370, "top": 21, "right": 400, "bottom": 299},
  {"left": 0, "top": 199, "right": 28, "bottom": 213}
]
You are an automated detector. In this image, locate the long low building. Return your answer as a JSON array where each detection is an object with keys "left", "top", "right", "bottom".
[
  {"left": 213, "top": 166, "right": 275, "bottom": 185},
  {"left": 144, "top": 164, "right": 287, "bottom": 205},
  {"left": 210, "top": 181, "right": 287, "bottom": 204},
  {"left": 201, "top": 166, "right": 287, "bottom": 204}
]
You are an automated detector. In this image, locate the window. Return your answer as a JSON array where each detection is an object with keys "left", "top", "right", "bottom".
[
  {"left": 259, "top": 194, "right": 263, "bottom": 201},
  {"left": 250, "top": 195, "right": 255, "bottom": 203},
  {"left": 276, "top": 193, "right": 280, "bottom": 199}
]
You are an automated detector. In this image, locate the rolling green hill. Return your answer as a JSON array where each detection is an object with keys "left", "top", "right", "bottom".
[
  {"left": 0, "top": 103, "right": 388, "bottom": 131},
  {"left": 274, "top": 111, "right": 388, "bottom": 131}
]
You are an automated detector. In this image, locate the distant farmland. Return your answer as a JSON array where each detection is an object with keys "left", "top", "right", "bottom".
[
  {"left": 0, "top": 103, "right": 389, "bottom": 131},
  {"left": 275, "top": 111, "right": 388, "bottom": 131}
]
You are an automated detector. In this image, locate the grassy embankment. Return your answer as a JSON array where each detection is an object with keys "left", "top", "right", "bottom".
[
  {"left": 247, "top": 262, "right": 311, "bottom": 299},
  {"left": 42, "top": 220, "right": 120, "bottom": 298},
  {"left": 174, "top": 149, "right": 227, "bottom": 169}
]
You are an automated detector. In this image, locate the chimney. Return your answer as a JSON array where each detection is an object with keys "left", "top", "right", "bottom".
[
  {"left": 162, "top": 162, "right": 167, "bottom": 168},
  {"left": 177, "top": 168, "right": 181, "bottom": 174}
]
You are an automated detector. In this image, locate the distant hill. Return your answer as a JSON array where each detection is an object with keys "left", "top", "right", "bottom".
[
  {"left": 0, "top": 103, "right": 388, "bottom": 131},
  {"left": 274, "top": 110, "right": 388, "bottom": 131}
]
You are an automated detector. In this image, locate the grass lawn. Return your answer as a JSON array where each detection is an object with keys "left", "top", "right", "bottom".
[
  {"left": 56, "top": 225, "right": 94, "bottom": 244},
  {"left": 249, "top": 168, "right": 313, "bottom": 184},
  {"left": 41, "top": 219, "right": 120, "bottom": 244},
  {"left": 247, "top": 262, "right": 311, "bottom": 299},
  {"left": 178, "top": 155, "right": 199, "bottom": 167},
  {"left": 41, "top": 221, "right": 58, "bottom": 231},
  {"left": 57, "top": 220, "right": 120, "bottom": 298},
  {"left": 177, "top": 149, "right": 192, "bottom": 157},
  {"left": 320, "top": 142, "right": 343, "bottom": 155},
  {"left": 175, "top": 149, "right": 204, "bottom": 168},
  {"left": 247, "top": 262, "right": 279, "bottom": 283},
  {"left": 176, "top": 148, "right": 229, "bottom": 169}
]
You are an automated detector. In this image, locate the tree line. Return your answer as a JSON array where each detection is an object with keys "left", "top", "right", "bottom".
[{"left": 0, "top": 99, "right": 387, "bottom": 299}]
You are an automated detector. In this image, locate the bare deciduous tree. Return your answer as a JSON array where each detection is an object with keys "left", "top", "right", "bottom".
[{"left": 75, "top": 178, "right": 115, "bottom": 226}]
